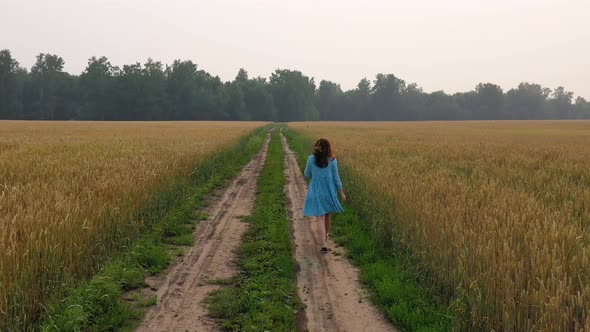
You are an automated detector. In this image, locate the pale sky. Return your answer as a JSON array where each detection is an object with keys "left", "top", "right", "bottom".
[{"left": 2, "top": 0, "right": 589, "bottom": 98}]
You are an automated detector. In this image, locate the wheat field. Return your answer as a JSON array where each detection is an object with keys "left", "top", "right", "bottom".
[
  {"left": 290, "top": 121, "right": 590, "bottom": 331},
  {"left": 0, "top": 121, "right": 263, "bottom": 327}
]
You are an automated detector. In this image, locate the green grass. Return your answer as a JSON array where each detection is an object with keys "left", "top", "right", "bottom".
[
  {"left": 206, "top": 129, "right": 301, "bottom": 331},
  {"left": 283, "top": 127, "right": 454, "bottom": 332},
  {"left": 38, "top": 126, "right": 269, "bottom": 332}
]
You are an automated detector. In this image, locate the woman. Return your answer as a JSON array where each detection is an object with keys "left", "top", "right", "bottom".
[{"left": 303, "top": 138, "right": 346, "bottom": 253}]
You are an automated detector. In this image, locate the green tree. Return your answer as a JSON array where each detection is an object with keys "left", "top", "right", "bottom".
[
  {"left": 53, "top": 72, "right": 78, "bottom": 120},
  {"left": 505, "top": 83, "right": 551, "bottom": 120},
  {"left": 2, "top": 48, "right": 589, "bottom": 122},
  {"left": 194, "top": 70, "right": 225, "bottom": 120},
  {"left": 30, "top": 53, "right": 66, "bottom": 120},
  {"left": 166, "top": 60, "right": 199, "bottom": 120},
  {"left": 402, "top": 83, "right": 426, "bottom": 120},
  {"left": 549, "top": 86, "right": 574, "bottom": 119},
  {"left": 472, "top": 83, "right": 504, "bottom": 120},
  {"left": 270, "top": 69, "right": 317, "bottom": 122},
  {"left": 427, "top": 91, "right": 462, "bottom": 120},
  {"left": 141, "top": 58, "right": 167, "bottom": 120},
  {"left": 316, "top": 80, "right": 343, "bottom": 120},
  {"left": 235, "top": 68, "right": 249, "bottom": 83},
  {"left": 224, "top": 80, "right": 247, "bottom": 120},
  {"left": 0, "top": 49, "right": 22, "bottom": 119},
  {"left": 79, "top": 56, "right": 117, "bottom": 120},
  {"left": 351, "top": 78, "right": 372, "bottom": 120},
  {"left": 243, "top": 76, "right": 276, "bottom": 121},
  {"left": 371, "top": 74, "right": 406, "bottom": 120},
  {"left": 115, "top": 62, "right": 145, "bottom": 120},
  {"left": 573, "top": 97, "right": 590, "bottom": 119}
]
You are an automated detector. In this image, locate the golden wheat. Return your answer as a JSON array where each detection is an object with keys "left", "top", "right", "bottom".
[
  {"left": 0, "top": 121, "right": 264, "bottom": 326},
  {"left": 290, "top": 121, "right": 590, "bottom": 331}
]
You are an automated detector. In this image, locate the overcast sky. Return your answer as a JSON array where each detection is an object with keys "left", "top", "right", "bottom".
[{"left": 2, "top": 0, "right": 589, "bottom": 98}]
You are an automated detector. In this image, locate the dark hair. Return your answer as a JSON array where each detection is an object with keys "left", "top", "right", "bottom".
[{"left": 313, "top": 138, "right": 334, "bottom": 168}]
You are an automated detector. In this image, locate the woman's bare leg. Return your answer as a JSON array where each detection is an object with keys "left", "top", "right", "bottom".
[
  {"left": 324, "top": 214, "right": 331, "bottom": 243},
  {"left": 318, "top": 215, "right": 327, "bottom": 248}
]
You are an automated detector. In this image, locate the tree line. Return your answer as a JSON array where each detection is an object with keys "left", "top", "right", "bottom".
[{"left": 1, "top": 49, "right": 589, "bottom": 121}]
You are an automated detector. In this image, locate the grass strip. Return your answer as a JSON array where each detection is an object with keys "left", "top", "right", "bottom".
[
  {"left": 206, "top": 128, "right": 300, "bottom": 331},
  {"left": 283, "top": 127, "right": 454, "bottom": 332},
  {"left": 39, "top": 126, "right": 269, "bottom": 332}
]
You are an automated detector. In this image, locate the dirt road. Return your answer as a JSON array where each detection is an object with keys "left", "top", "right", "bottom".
[
  {"left": 281, "top": 133, "right": 396, "bottom": 332},
  {"left": 136, "top": 133, "right": 270, "bottom": 332}
]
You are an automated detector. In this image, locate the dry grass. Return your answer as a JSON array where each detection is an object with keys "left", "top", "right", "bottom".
[
  {"left": 0, "top": 121, "right": 264, "bottom": 327},
  {"left": 290, "top": 121, "right": 590, "bottom": 331}
]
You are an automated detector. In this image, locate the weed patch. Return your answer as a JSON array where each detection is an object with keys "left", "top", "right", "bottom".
[{"left": 207, "top": 129, "right": 300, "bottom": 331}]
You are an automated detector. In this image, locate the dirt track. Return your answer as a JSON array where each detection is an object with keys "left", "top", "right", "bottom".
[
  {"left": 135, "top": 130, "right": 394, "bottom": 332},
  {"left": 281, "top": 132, "right": 396, "bottom": 332},
  {"left": 135, "top": 133, "right": 270, "bottom": 332}
]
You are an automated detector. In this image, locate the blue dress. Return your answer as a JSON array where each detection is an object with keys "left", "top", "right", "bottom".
[{"left": 303, "top": 155, "right": 344, "bottom": 217}]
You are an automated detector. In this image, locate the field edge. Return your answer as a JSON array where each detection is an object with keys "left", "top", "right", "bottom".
[
  {"left": 37, "top": 125, "right": 270, "bottom": 331},
  {"left": 283, "top": 127, "right": 455, "bottom": 331}
]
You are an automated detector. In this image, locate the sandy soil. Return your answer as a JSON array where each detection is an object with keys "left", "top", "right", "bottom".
[
  {"left": 135, "top": 133, "right": 270, "bottom": 332},
  {"left": 281, "top": 132, "right": 397, "bottom": 332}
]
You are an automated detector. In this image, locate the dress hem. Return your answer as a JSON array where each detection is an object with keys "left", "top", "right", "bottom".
[{"left": 303, "top": 209, "right": 344, "bottom": 217}]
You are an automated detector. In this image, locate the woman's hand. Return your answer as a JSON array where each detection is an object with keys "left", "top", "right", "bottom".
[{"left": 339, "top": 191, "right": 347, "bottom": 202}]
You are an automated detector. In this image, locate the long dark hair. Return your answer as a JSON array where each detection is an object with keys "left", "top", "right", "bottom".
[{"left": 313, "top": 138, "right": 334, "bottom": 168}]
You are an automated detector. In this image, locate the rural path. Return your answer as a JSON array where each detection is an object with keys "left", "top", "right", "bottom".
[
  {"left": 281, "top": 132, "right": 396, "bottom": 332},
  {"left": 136, "top": 133, "right": 270, "bottom": 332}
]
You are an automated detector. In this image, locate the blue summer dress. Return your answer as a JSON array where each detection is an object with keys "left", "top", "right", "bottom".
[{"left": 303, "top": 155, "right": 344, "bottom": 217}]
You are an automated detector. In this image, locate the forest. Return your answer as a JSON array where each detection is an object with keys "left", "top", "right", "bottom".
[{"left": 1, "top": 49, "right": 589, "bottom": 121}]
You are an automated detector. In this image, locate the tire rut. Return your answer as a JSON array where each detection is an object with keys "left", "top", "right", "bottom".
[
  {"left": 281, "top": 132, "right": 396, "bottom": 332},
  {"left": 135, "top": 133, "right": 271, "bottom": 332}
]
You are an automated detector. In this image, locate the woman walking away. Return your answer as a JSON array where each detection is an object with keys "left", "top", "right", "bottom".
[{"left": 303, "top": 138, "right": 346, "bottom": 253}]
